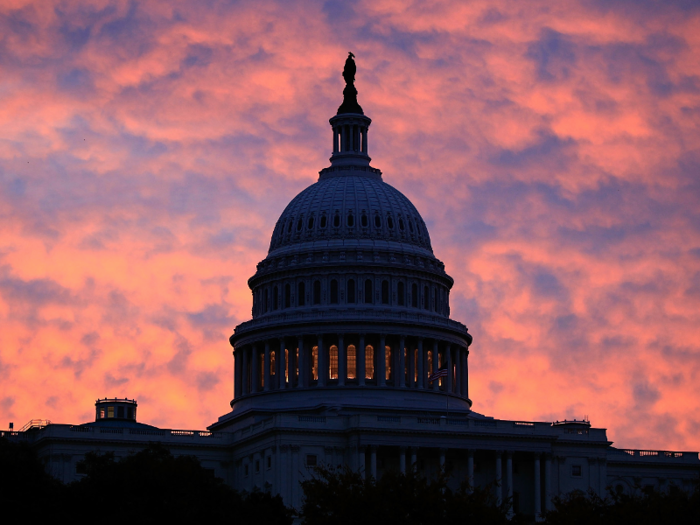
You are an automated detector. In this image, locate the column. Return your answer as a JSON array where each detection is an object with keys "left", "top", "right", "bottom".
[
  {"left": 399, "top": 335, "right": 406, "bottom": 388},
  {"left": 439, "top": 448, "right": 446, "bottom": 471},
  {"left": 545, "top": 454, "right": 552, "bottom": 512},
  {"left": 399, "top": 448, "right": 407, "bottom": 474},
  {"left": 464, "top": 348, "right": 470, "bottom": 399},
  {"left": 338, "top": 334, "right": 346, "bottom": 387},
  {"left": 378, "top": 334, "right": 386, "bottom": 387},
  {"left": 251, "top": 344, "right": 260, "bottom": 393},
  {"left": 432, "top": 341, "right": 440, "bottom": 391},
  {"left": 264, "top": 342, "right": 271, "bottom": 392},
  {"left": 279, "top": 339, "right": 286, "bottom": 390},
  {"left": 318, "top": 334, "right": 327, "bottom": 387},
  {"left": 454, "top": 346, "right": 460, "bottom": 395},
  {"left": 408, "top": 342, "right": 415, "bottom": 388},
  {"left": 242, "top": 346, "right": 250, "bottom": 395},
  {"left": 496, "top": 451, "right": 503, "bottom": 506},
  {"left": 234, "top": 348, "right": 242, "bottom": 398},
  {"left": 467, "top": 450, "right": 475, "bottom": 491},
  {"left": 417, "top": 339, "right": 425, "bottom": 389},
  {"left": 534, "top": 454, "right": 542, "bottom": 520},
  {"left": 289, "top": 339, "right": 297, "bottom": 388},
  {"left": 410, "top": 447, "right": 418, "bottom": 472},
  {"left": 358, "top": 334, "right": 366, "bottom": 386},
  {"left": 446, "top": 344, "right": 453, "bottom": 393},
  {"left": 370, "top": 447, "right": 377, "bottom": 479},
  {"left": 297, "top": 337, "right": 305, "bottom": 388},
  {"left": 358, "top": 446, "right": 366, "bottom": 478},
  {"left": 507, "top": 452, "right": 514, "bottom": 516}
]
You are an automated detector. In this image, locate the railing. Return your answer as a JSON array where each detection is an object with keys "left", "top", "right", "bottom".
[
  {"left": 622, "top": 449, "right": 688, "bottom": 459},
  {"left": 298, "top": 416, "right": 326, "bottom": 423},
  {"left": 19, "top": 419, "right": 51, "bottom": 432},
  {"left": 474, "top": 420, "right": 497, "bottom": 427},
  {"left": 514, "top": 421, "right": 534, "bottom": 427},
  {"left": 417, "top": 417, "right": 440, "bottom": 425},
  {"left": 377, "top": 416, "right": 400, "bottom": 423},
  {"left": 446, "top": 419, "right": 468, "bottom": 425}
]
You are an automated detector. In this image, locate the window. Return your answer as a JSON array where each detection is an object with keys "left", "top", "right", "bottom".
[
  {"left": 313, "top": 281, "right": 321, "bottom": 305},
  {"left": 308, "top": 215, "right": 314, "bottom": 229},
  {"left": 347, "top": 213, "right": 354, "bottom": 227},
  {"left": 298, "top": 281, "right": 306, "bottom": 306},
  {"left": 117, "top": 406, "right": 124, "bottom": 418},
  {"left": 107, "top": 407, "right": 114, "bottom": 418},
  {"left": 423, "top": 286, "right": 429, "bottom": 310},
  {"left": 255, "top": 460, "right": 260, "bottom": 473},
  {"left": 296, "top": 218, "right": 303, "bottom": 231},
  {"left": 320, "top": 215, "right": 327, "bottom": 228},
  {"left": 387, "top": 215, "right": 394, "bottom": 229},
  {"left": 408, "top": 219, "right": 414, "bottom": 233},
  {"left": 334, "top": 213, "right": 340, "bottom": 227},
  {"left": 244, "top": 464, "right": 249, "bottom": 476},
  {"left": 264, "top": 289, "right": 269, "bottom": 311},
  {"left": 361, "top": 214, "right": 368, "bottom": 227},
  {"left": 127, "top": 407, "right": 134, "bottom": 419},
  {"left": 572, "top": 465, "right": 582, "bottom": 477},
  {"left": 329, "top": 345, "right": 338, "bottom": 379},
  {"left": 312, "top": 346, "right": 318, "bottom": 380},
  {"left": 267, "top": 456, "right": 272, "bottom": 469},
  {"left": 273, "top": 286, "right": 279, "bottom": 310},
  {"left": 284, "top": 283, "right": 291, "bottom": 308},
  {"left": 287, "top": 219, "right": 293, "bottom": 233},
  {"left": 306, "top": 455, "right": 318, "bottom": 467},
  {"left": 364, "top": 279, "right": 373, "bottom": 304},
  {"left": 99, "top": 409, "right": 105, "bottom": 419},
  {"left": 399, "top": 218, "right": 405, "bottom": 231},
  {"left": 381, "top": 280, "right": 389, "bottom": 304},
  {"left": 347, "top": 345, "right": 356, "bottom": 379},
  {"left": 397, "top": 282, "right": 405, "bottom": 306},
  {"left": 374, "top": 215, "right": 381, "bottom": 228},
  {"left": 385, "top": 345, "right": 392, "bottom": 381},
  {"left": 271, "top": 351, "right": 276, "bottom": 377},
  {"left": 330, "top": 280, "right": 338, "bottom": 304},
  {"left": 365, "top": 345, "right": 375, "bottom": 379},
  {"left": 427, "top": 350, "right": 433, "bottom": 376}
]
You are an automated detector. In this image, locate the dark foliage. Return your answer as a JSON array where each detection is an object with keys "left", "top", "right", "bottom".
[
  {"left": 300, "top": 466, "right": 512, "bottom": 525},
  {"left": 543, "top": 484, "right": 700, "bottom": 525},
  {"left": 0, "top": 439, "right": 292, "bottom": 525}
]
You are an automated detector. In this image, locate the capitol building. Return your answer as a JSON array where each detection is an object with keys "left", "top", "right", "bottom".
[{"left": 5, "top": 56, "right": 699, "bottom": 519}]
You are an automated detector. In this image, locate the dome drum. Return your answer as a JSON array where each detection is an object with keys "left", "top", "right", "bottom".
[{"left": 231, "top": 331, "right": 472, "bottom": 412}]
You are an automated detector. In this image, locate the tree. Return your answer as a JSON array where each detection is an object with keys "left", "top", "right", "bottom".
[{"left": 301, "top": 466, "right": 512, "bottom": 525}]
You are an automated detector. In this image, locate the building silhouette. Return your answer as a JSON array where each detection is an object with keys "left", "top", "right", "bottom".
[{"left": 4, "top": 56, "right": 699, "bottom": 518}]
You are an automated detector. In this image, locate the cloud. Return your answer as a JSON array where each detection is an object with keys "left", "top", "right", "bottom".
[{"left": 0, "top": 0, "right": 698, "bottom": 451}]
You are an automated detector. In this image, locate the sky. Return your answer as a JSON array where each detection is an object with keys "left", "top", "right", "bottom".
[{"left": 0, "top": 0, "right": 699, "bottom": 451}]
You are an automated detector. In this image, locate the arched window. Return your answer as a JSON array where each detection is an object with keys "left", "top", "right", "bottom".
[
  {"left": 385, "top": 345, "right": 392, "bottom": 381},
  {"left": 408, "top": 218, "right": 414, "bottom": 233},
  {"left": 287, "top": 219, "right": 293, "bottom": 233},
  {"left": 329, "top": 345, "right": 338, "bottom": 379},
  {"left": 347, "top": 279, "right": 356, "bottom": 303},
  {"left": 399, "top": 218, "right": 405, "bottom": 231},
  {"left": 423, "top": 286, "right": 429, "bottom": 310},
  {"left": 296, "top": 218, "right": 303, "bottom": 231},
  {"left": 347, "top": 213, "right": 354, "bottom": 227},
  {"left": 365, "top": 345, "right": 375, "bottom": 380},
  {"left": 311, "top": 346, "right": 318, "bottom": 381},
  {"left": 381, "top": 280, "right": 389, "bottom": 304},
  {"left": 397, "top": 282, "right": 405, "bottom": 306},
  {"left": 361, "top": 214, "right": 368, "bottom": 227},
  {"left": 330, "top": 279, "right": 338, "bottom": 304},
  {"left": 387, "top": 215, "right": 394, "bottom": 229},
  {"left": 347, "top": 344, "right": 356, "bottom": 379},
  {"left": 374, "top": 215, "right": 381, "bottom": 228},
  {"left": 284, "top": 283, "right": 291, "bottom": 308},
  {"left": 308, "top": 215, "right": 314, "bottom": 229},
  {"left": 320, "top": 215, "right": 327, "bottom": 228},
  {"left": 298, "top": 281, "right": 306, "bottom": 306},
  {"left": 313, "top": 281, "right": 321, "bottom": 305},
  {"left": 333, "top": 213, "right": 340, "bottom": 227},
  {"left": 412, "top": 283, "right": 418, "bottom": 308},
  {"left": 273, "top": 286, "right": 279, "bottom": 310},
  {"left": 364, "top": 279, "right": 373, "bottom": 304}
]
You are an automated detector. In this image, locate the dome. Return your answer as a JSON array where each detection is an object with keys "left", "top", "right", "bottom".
[{"left": 268, "top": 169, "right": 433, "bottom": 257}]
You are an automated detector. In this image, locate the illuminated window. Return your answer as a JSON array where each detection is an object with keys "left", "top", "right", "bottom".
[
  {"left": 312, "top": 346, "right": 318, "bottom": 381},
  {"left": 107, "top": 407, "right": 114, "bottom": 418},
  {"left": 271, "top": 351, "right": 276, "bottom": 377},
  {"left": 99, "top": 409, "right": 105, "bottom": 419},
  {"left": 365, "top": 345, "right": 375, "bottom": 379},
  {"left": 385, "top": 345, "right": 392, "bottom": 380},
  {"left": 329, "top": 345, "right": 339, "bottom": 379},
  {"left": 285, "top": 348, "right": 289, "bottom": 383},
  {"left": 427, "top": 350, "right": 433, "bottom": 376},
  {"left": 347, "top": 345, "right": 357, "bottom": 379}
]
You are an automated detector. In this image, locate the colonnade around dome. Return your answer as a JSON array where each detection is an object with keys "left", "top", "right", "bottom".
[{"left": 232, "top": 333, "right": 471, "bottom": 405}]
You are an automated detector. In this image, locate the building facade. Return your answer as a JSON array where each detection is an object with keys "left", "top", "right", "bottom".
[{"left": 4, "top": 56, "right": 699, "bottom": 519}]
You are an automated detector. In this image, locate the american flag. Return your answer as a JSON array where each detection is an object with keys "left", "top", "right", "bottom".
[{"left": 428, "top": 367, "right": 448, "bottom": 382}]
